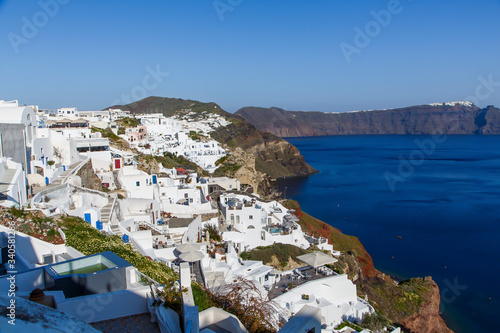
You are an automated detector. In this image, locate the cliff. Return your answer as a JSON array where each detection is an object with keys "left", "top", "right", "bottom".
[
  {"left": 358, "top": 276, "right": 452, "bottom": 333},
  {"left": 283, "top": 200, "right": 452, "bottom": 333},
  {"left": 236, "top": 103, "right": 500, "bottom": 137},
  {"left": 106, "top": 97, "right": 317, "bottom": 187}
]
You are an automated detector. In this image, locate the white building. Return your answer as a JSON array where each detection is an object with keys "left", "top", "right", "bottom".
[
  {"left": 57, "top": 107, "right": 79, "bottom": 117},
  {"left": 119, "top": 198, "right": 161, "bottom": 226},
  {"left": 273, "top": 274, "right": 373, "bottom": 329},
  {"left": 0, "top": 100, "right": 37, "bottom": 174},
  {"left": 202, "top": 242, "right": 278, "bottom": 290},
  {"left": 126, "top": 113, "right": 227, "bottom": 172},
  {"left": 219, "top": 194, "right": 310, "bottom": 251},
  {"left": 0, "top": 158, "right": 27, "bottom": 208},
  {"left": 117, "top": 166, "right": 159, "bottom": 200},
  {"left": 204, "top": 176, "right": 240, "bottom": 193}
]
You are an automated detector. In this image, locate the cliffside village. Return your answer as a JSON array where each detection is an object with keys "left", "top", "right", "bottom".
[{"left": 0, "top": 99, "right": 400, "bottom": 333}]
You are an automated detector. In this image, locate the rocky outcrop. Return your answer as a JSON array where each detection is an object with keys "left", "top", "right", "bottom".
[
  {"left": 76, "top": 161, "right": 102, "bottom": 191},
  {"left": 283, "top": 200, "right": 452, "bottom": 332},
  {"left": 107, "top": 96, "right": 317, "bottom": 180},
  {"left": 401, "top": 277, "right": 453, "bottom": 333},
  {"left": 358, "top": 276, "right": 452, "bottom": 333},
  {"left": 236, "top": 104, "right": 500, "bottom": 137},
  {"left": 210, "top": 119, "right": 317, "bottom": 179}
]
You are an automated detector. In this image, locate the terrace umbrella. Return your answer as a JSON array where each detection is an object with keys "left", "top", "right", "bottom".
[
  {"left": 176, "top": 243, "right": 201, "bottom": 253},
  {"left": 296, "top": 252, "right": 338, "bottom": 274},
  {"left": 179, "top": 251, "right": 204, "bottom": 262}
]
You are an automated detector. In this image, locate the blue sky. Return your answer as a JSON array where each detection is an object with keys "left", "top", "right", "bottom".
[{"left": 0, "top": 0, "right": 499, "bottom": 112}]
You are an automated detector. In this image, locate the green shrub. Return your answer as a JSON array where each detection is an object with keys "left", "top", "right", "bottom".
[
  {"left": 63, "top": 216, "right": 177, "bottom": 284},
  {"left": 203, "top": 224, "right": 221, "bottom": 242}
]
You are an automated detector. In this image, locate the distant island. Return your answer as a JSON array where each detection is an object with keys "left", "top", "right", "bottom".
[{"left": 236, "top": 102, "right": 500, "bottom": 137}]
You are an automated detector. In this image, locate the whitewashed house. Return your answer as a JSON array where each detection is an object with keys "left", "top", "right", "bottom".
[
  {"left": 119, "top": 198, "right": 161, "bottom": 226},
  {"left": 57, "top": 107, "right": 79, "bottom": 117},
  {"left": 117, "top": 166, "right": 159, "bottom": 200},
  {"left": 219, "top": 194, "right": 310, "bottom": 251},
  {"left": 0, "top": 100, "right": 37, "bottom": 174},
  {"left": 0, "top": 158, "right": 27, "bottom": 207},
  {"left": 273, "top": 274, "right": 373, "bottom": 329}
]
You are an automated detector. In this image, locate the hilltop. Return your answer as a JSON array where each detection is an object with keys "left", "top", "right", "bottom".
[
  {"left": 236, "top": 103, "right": 500, "bottom": 137},
  {"left": 106, "top": 97, "right": 317, "bottom": 193}
]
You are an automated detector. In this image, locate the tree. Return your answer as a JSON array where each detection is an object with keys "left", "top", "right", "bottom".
[
  {"left": 209, "top": 278, "right": 281, "bottom": 333},
  {"left": 361, "top": 313, "right": 388, "bottom": 333},
  {"left": 203, "top": 223, "right": 221, "bottom": 242}
]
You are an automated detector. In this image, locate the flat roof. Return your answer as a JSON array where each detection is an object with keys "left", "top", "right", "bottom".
[{"left": 169, "top": 218, "right": 193, "bottom": 228}]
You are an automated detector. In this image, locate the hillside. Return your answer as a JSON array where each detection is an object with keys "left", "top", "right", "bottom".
[
  {"left": 106, "top": 97, "right": 317, "bottom": 188},
  {"left": 236, "top": 103, "right": 500, "bottom": 137},
  {"left": 282, "top": 200, "right": 452, "bottom": 333}
]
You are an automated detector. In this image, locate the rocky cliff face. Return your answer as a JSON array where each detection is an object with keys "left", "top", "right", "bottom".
[
  {"left": 284, "top": 199, "right": 452, "bottom": 333},
  {"left": 237, "top": 104, "right": 500, "bottom": 137},
  {"left": 400, "top": 277, "right": 453, "bottom": 333},
  {"left": 210, "top": 119, "right": 317, "bottom": 179},
  {"left": 76, "top": 161, "right": 102, "bottom": 191}
]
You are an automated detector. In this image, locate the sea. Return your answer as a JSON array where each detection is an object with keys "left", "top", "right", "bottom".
[{"left": 277, "top": 135, "right": 500, "bottom": 333}]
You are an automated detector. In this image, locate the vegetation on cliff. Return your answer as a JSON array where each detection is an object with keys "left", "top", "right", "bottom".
[
  {"left": 284, "top": 200, "right": 377, "bottom": 277},
  {"left": 278, "top": 201, "right": 451, "bottom": 332},
  {"left": 90, "top": 126, "right": 130, "bottom": 150},
  {"left": 357, "top": 276, "right": 452, "bottom": 333}
]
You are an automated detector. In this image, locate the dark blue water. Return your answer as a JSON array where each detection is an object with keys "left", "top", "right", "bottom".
[{"left": 278, "top": 135, "right": 500, "bottom": 333}]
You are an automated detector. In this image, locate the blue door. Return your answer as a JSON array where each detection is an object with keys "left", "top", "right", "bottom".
[
  {"left": 96, "top": 221, "right": 103, "bottom": 230},
  {"left": 152, "top": 175, "right": 157, "bottom": 184},
  {"left": 45, "top": 177, "right": 49, "bottom": 185},
  {"left": 84, "top": 213, "right": 91, "bottom": 224}
]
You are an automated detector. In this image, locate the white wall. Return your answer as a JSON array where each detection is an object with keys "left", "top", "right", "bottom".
[
  {"left": 0, "top": 226, "right": 69, "bottom": 267},
  {"left": 181, "top": 215, "right": 202, "bottom": 244}
]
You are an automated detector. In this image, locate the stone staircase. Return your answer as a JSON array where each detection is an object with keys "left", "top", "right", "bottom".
[
  {"left": 110, "top": 224, "right": 138, "bottom": 251},
  {"left": 51, "top": 160, "right": 86, "bottom": 186},
  {"left": 171, "top": 232, "right": 184, "bottom": 246},
  {"left": 100, "top": 197, "right": 115, "bottom": 224}
]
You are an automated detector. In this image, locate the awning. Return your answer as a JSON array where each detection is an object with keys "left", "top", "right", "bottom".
[
  {"left": 176, "top": 243, "right": 201, "bottom": 253},
  {"left": 296, "top": 251, "right": 338, "bottom": 268},
  {"left": 179, "top": 251, "right": 204, "bottom": 262}
]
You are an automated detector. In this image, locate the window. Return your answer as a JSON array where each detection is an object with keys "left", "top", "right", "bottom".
[
  {"left": 236, "top": 216, "right": 240, "bottom": 224},
  {"left": 136, "top": 181, "right": 140, "bottom": 186},
  {"left": 184, "top": 193, "right": 188, "bottom": 199},
  {"left": 189, "top": 198, "right": 193, "bottom": 203},
  {"left": 249, "top": 215, "right": 253, "bottom": 220}
]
